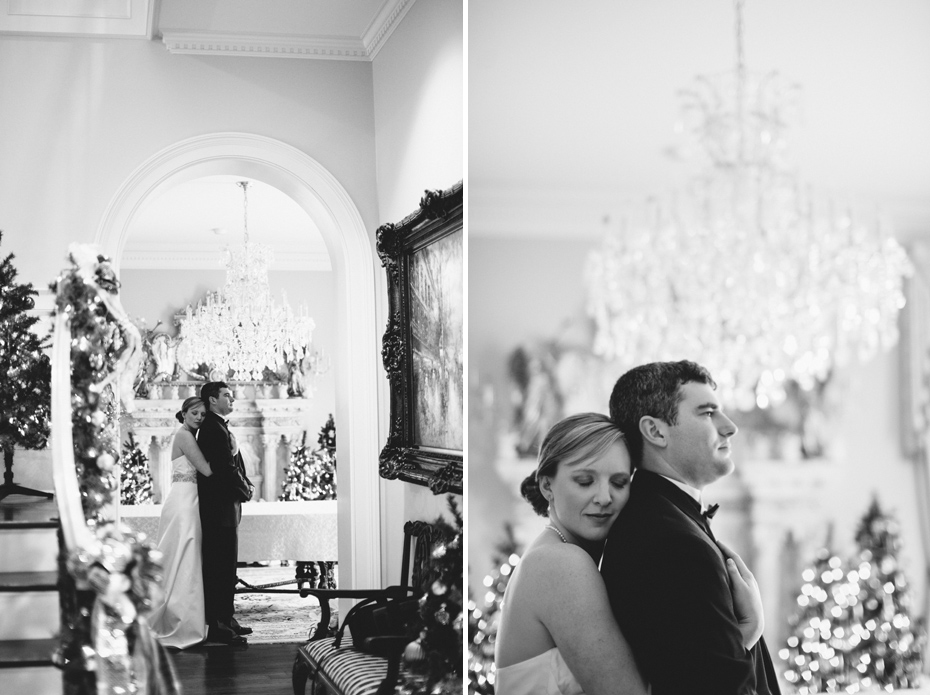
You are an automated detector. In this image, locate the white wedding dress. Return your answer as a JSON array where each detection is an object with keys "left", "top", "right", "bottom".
[
  {"left": 149, "top": 455, "right": 207, "bottom": 648},
  {"left": 496, "top": 648, "right": 584, "bottom": 695}
]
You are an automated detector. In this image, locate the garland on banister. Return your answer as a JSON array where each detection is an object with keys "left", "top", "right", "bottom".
[
  {"left": 50, "top": 245, "right": 177, "bottom": 695},
  {"left": 51, "top": 249, "right": 125, "bottom": 526}
]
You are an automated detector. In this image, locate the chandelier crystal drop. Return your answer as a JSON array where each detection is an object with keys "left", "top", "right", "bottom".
[
  {"left": 177, "top": 181, "right": 316, "bottom": 382},
  {"left": 585, "top": 0, "right": 912, "bottom": 411}
]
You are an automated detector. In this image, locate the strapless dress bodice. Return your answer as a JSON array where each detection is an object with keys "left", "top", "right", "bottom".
[
  {"left": 496, "top": 647, "right": 584, "bottom": 695},
  {"left": 171, "top": 455, "right": 197, "bottom": 483}
]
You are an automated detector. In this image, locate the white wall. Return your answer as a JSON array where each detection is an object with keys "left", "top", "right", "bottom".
[
  {"left": 372, "top": 0, "right": 464, "bottom": 584},
  {"left": 373, "top": 0, "right": 463, "bottom": 224},
  {"left": 0, "top": 36, "right": 379, "bottom": 290}
]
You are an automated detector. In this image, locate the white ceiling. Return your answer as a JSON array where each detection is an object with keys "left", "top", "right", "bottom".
[
  {"left": 469, "top": 0, "right": 930, "bottom": 242},
  {"left": 122, "top": 176, "right": 330, "bottom": 271},
  {"left": 157, "top": 0, "right": 386, "bottom": 38},
  {"left": 0, "top": 0, "right": 415, "bottom": 59}
]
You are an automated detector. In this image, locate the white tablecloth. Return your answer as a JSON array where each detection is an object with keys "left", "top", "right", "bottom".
[{"left": 120, "top": 500, "right": 338, "bottom": 561}]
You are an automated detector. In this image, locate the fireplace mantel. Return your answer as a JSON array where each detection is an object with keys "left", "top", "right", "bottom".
[{"left": 121, "top": 388, "right": 313, "bottom": 502}]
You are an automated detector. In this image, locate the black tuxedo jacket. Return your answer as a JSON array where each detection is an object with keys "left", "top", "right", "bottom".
[
  {"left": 601, "top": 469, "right": 780, "bottom": 695},
  {"left": 196, "top": 411, "right": 248, "bottom": 528}
]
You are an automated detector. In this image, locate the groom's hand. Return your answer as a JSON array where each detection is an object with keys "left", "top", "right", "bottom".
[{"left": 717, "top": 539, "right": 764, "bottom": 650}]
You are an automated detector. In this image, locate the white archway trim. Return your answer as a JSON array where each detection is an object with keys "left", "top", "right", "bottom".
[{"left": 97, "top": 132, "right": 381, "bottom": 590}]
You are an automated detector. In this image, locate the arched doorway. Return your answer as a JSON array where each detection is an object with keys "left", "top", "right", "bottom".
[{"left": 96, "top": 132, "right": 381, "bottom": 590}]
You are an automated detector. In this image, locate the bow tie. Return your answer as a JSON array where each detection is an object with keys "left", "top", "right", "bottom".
[{"left": 702, "top": 503, "right": 719, "bottom": 520}]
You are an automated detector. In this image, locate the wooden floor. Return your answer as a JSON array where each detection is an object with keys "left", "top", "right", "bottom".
[{"left": 170, "top": 642, "right": 302, "bottom": 695}]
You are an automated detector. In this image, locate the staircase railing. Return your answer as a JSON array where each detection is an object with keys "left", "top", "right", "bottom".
[{"left": 50, "top": 245, "right": 179, "bottom": 695}]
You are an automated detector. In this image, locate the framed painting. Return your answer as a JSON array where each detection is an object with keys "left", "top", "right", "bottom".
[{"left": 376, "top": 181, "right": 463, "bottom": 495}]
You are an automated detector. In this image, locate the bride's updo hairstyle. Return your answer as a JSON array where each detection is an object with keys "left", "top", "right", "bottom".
[
  {"left": 176, "top": 396, "right": 205, "bottom": 424},
  {"left": 520, "top": 412, "right": 626, "bottom": 517}
]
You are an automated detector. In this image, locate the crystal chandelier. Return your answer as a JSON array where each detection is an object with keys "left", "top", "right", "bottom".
[
  {"left": 585, "top": 0, "right": 912, "bottom": 411},
  {"left": 177, "top": 181, "right": 316, "bottom": 382}
]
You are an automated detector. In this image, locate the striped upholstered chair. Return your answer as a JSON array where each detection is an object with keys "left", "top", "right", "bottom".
[{"left": 292, "top": 520, "right": 437, "bottom": 695}]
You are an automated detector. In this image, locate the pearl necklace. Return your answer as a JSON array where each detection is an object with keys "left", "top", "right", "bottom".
[{"left": 545, "top": 524, "right": 568, "bottom": 544}]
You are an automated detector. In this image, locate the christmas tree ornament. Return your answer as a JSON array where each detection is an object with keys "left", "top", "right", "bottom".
[{"left": 403, "top": 637, "right": 427, "bottom": 665}]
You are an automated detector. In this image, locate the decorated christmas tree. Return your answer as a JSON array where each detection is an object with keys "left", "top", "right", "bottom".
[
  {"left": 0, "top": 231, "right": 52, "bottom": 501},
  {"left": 844, "top": 499, "right": 925, "bottom": 689},
  {"left": 468, "top": 524, "right": 521, "bottom": 694},
  {"left": 120, "top": 430, "right": 153, "bottom": 505},
  {"left": 782, "top": 501, "right": 925, "bottom": 693},
  {"left": 403, "top": 495, "right": 463, "bottom": 695},
  {"left": 781, "top": 543, "right": 857, "bottom": 693},
  {"left": 279, "top": 414, "right": 336, "bottom": 501}
]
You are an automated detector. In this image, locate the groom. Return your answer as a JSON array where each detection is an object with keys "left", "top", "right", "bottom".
[
  {"left": 601, "top": 361, "right": 780, "bottom": 695},
  {"left": 197, "top": 381, "right": 253, "bottom": 645}
]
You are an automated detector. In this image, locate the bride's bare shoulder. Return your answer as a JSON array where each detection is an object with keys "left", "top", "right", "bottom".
[{"left": 518, "top": 538, "right": 601, "bottom": 588}]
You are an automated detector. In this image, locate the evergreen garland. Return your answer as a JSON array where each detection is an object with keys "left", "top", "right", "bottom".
[
  {"left": 279, "top": 414, "right": 336, "bottom": 501},
  {"left": 120, "top": 430, "right": 153, "bottom": 505},
  {"left": 49, "top": 246, "right": 166, "bottom": 694}
]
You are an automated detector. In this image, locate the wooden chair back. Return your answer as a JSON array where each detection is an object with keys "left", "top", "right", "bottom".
[{"left": 400, "top": 520, "right": 437, "bottom": 592}]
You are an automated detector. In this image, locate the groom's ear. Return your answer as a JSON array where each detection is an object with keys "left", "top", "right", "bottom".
[{"left": 639, "top": 416, "right": 668, "bottom": 448}]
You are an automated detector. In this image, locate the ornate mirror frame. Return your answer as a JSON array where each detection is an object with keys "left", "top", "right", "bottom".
[{"left": 376, "top": 181, "right": 463, "bottom": 495}]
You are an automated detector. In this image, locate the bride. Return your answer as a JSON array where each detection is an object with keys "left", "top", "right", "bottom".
[
  {"left": 495, "top": 413, "right": 761, "bottom": 695},
  {"left": 149, "top": 396, "right": 214, "bottom": 648}
]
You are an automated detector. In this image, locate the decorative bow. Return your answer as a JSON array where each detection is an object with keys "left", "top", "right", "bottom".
[{"left": 702, "top": 503, "right": 720, "bottom": 520}]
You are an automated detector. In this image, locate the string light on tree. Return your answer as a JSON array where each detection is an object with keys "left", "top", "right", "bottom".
[
  {"left": 845, "top": 499, "right": 925, "bottom": 689},
  {"left": 468, "top": 524, "right": 521, "bottom": 695},
  {"left": 781, "top": 546, "right": 856, "bottom": 693},
  {"left": 0, "top": 230, "right": 52, "bottom": 501},
  {"left": 278, "top": 414, "right": 336, "bottom": 501},
  {"left": 781, "top": 500, "right": 925, "bottom": 693},
  {"left": 120, "top": 430, "right": 153, "bottom": 505}
]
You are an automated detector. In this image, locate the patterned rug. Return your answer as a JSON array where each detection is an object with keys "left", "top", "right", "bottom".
[{"left": 231, "top": 566, "right": 336, "bottom": 644}]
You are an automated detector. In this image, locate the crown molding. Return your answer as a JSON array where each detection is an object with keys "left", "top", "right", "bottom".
[
  {"left": 0, "top": 0, "right": 154, "bottom": 38},
  {"left": 160, "top": 30, "right": 368, "bottom": 60},
  {"left": 161, "top": 0, "right": 416, "bottom": 61},
  {"left": 120, "top": 249, "right": 332, "bottom": 272},
  {"left": 362, "top": 0, "right": 416, "bottom": 60}
]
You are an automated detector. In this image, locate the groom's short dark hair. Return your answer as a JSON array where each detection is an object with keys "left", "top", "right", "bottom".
[
  {"left": 608, "top": 360, "right": 715, "bottom": 468},
  {"left": 200, "top": 381, "right": 229, "bottom": 411}
]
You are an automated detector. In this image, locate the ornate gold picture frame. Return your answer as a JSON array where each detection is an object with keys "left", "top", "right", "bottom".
[{"left": 376, "top": 182, "right": 463, "bottom": 495}]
